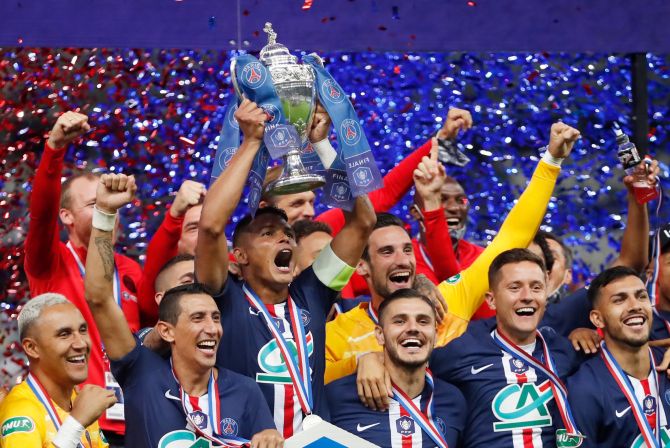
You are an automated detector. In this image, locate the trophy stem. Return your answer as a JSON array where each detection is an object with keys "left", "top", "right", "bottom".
[{"left": 266, "top": 149, "right": 326, "bottom": 195}]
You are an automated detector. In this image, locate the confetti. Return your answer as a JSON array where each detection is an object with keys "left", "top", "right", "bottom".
[{"left": 0, "top": 48, "right": 668, "bottom": 385}]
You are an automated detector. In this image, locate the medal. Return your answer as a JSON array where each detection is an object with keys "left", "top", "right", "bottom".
[{"left": 302, "top": 414, "right": 323, "bottom": 430}]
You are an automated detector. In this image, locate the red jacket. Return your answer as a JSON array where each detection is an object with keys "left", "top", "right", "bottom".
[{"left": 24, "top": 143, "right": 141, "bottom": 435}]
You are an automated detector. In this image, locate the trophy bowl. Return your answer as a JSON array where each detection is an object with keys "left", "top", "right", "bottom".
[{"left": 231, "top": 23, "right": 326, "bottom": 195}]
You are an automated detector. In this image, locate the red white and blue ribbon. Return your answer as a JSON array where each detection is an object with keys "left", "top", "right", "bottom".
[
  {"left": 600, "top": 341, "right": 661, "bottom": 448},
  {"left": 170, "top": 360, "right": 249, "bottom": 447},
  {"left": 242, "top": 284, "right": 314, "bottom": 415},
  {"left": 492, "top": 329, "right": 583, "bottom": 438},
  {"left": 66, "top": 241, "right": 121, "bottom": 307},
  {"left": 26, "top": 373, "right": 86, "bottom": 448},
  {"left": 646, "top": 183, "right": 663, "bottom": 307},
  {"left": 391, "top": 369, "right": 448, "bottom": 448},
  {"left": 366, "top": 304, "right": 379, "bottom": 325}
]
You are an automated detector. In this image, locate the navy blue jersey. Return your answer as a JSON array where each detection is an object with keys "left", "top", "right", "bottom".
[
  {"left": 214, "top": 266, "right": 336, "bottom": 436},
  {"left": 539, "top": 288, "right": 592, "bottom": 336},
  {"left": 567, "top": 347, "right": 670, "bottom": 447},
  {"left": 430, "top": 324, "right": 581, "bottom": 448},
  {"left": 111, "top": 342, "right": 274, "bottom": 448},
  {"left": 652, "top": 309, "right": 670, "bottom": 341},
  {"left": 326, "top": 374, "right": 466, "bottom": 447}
]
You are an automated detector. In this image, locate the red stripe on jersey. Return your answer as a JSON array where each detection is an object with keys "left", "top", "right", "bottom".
[
  {"left": 283, "top": 384, "right": 295, "bottom": 439},
  {"left": 400, "top": 406, "right": 413, "bottom": 448},
  {"left": 522, "top": 428, "right": 534, "bottom": 448},
  {"left": 188, "top": 395, "right": 201, "bottom": 411},
  {"left": 640, "top": 378, "right": 657, "bottom": 431}
]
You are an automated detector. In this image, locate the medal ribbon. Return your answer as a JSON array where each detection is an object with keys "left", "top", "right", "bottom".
[
  {"left": 170, "top": 360, "right": 249, "bottom": 447},
  {"left": 646, "top": 183, "right": 663, "bottom": 307},
  {"left": 366, "top": 304, "right": 379, "bottom": 325},
  {"left": 26, "top": 374, "right": 86, "bottom": 448},
  {"left": 600, "top": 341, "right": 661, "bottom": 448},
  {"left": 242, "top": 284, "right": 313, "bottom": 415},
  {"left": 492, "top": 330, "right": 582, "bottom": 437},
  {"left": 391, "top": 369, "right": 448, "bottom": 448},
  {"left": 66, "top": 241, "right": 121, "bottom": 307}
]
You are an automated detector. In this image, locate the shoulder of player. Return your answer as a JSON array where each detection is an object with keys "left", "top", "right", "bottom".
[
  {"left": 328, "top": 304, "right": 369, "bottom": 330},
  {"left": 0, "top": 388, "right": 44, "bottom": 423},
  {"left": 325, "top": 374, "right": 359, "bottom": 401},
  {"left": 433, "top": 377, "right": 466, "bottom": 405},
  {"left": 217, "top": 367, "right": 261, "bottom": 393},
  {"left": 566, "top": 355, "right": 606, "bottom": 395},
  {"left": 113, "top": 252, "right": 142, "bottom": 273}
]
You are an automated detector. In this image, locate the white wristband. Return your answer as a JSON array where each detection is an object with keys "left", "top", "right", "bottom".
[
  {"left": 92, "top": 205, "right": 117, "bottom": 232},
  {"left": 311, "top": 138, "right": 337, "bottom": 170},
  {"left": 541, "top": 147, "right": 565, "bottom": 167},
  {"left": 51, "top": 416, "right": 85, "bottom": 448}
]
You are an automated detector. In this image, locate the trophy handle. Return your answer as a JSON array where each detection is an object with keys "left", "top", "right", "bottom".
[{"left": 229, "top": 58, "right": 244, "bottom": 99}]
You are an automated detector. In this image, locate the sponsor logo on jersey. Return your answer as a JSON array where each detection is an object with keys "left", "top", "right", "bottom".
[
  {"left": 158, "top": 430, "right": 212, "bottom": 448},
  {"left": 356, "top": 422, "right": 380, "bottom": 432},
  {"left": 396, "top": 416, "right": 416, "bottom": 436},
  {"left": 221, "top": 417, "right": 239, "bottom": 437},
  {"left": 555, "top": 429, "right": 584, "bottom": 447},
  {"left": 631, "top": 427, "right": 670, "bottom": 448},
  {"left": 256, "top": 332, "right": 314, "bottom": 384},
  {"left": 491, "top": 379, "right": 554, "bottom": 431},
  {"left": 1, "top": 416, "right": 35, "bottom": 436},
  {"left": 445, "top": 273, "right": 461, "bottom": 284}
]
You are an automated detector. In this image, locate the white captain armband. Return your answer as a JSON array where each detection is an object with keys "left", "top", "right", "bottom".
[
  {"left": 51, "top": 416, "right": 85, "bottom": 448},
  {"left": 540, "top": 146, "right": 565, "bottom": 167},
  {"left": 312, "top": 243, "right": 355, "bottom": 291},
  {"left": 311, "top": 138, "right": 337, "bottom": 170}
]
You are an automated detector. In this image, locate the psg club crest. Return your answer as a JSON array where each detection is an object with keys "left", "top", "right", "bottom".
[
  {"left": 509, "top": 357, "right": 529, "bottom": 375},
  {"left": 241, "top": 62, "right": 267, "bottom": 89},
  {"left": 434, "top": 417, "right": 447, "bottom": 436},
  {"left": 321, "top": 79, "right": 345, "bottom": 104},
  {"left": 220, "top": 418, "right": 239, "bottom": 437},
  {"left": 340, "top": 119, "right": 361, "bottom": 146},
  {"left": 227, "top": 104, "right": 239, "bottom": 129},
  {"left": 643, "top": 395, "right": 656, "bottom": 416},
  {"left": 300, "top": 308, "right": 311, "bottom": 327},
  {"left": 189, "top": 411, "right": 208, "bottom": 430},
  {"left": 260, "top": 103, "right": 281, "bottom": 125},
  {"left": 217, "top": 147, "right": 237, "bottom": 170},
  {"left": 395, "top": 416, "right": 416, "bottom": 436}
]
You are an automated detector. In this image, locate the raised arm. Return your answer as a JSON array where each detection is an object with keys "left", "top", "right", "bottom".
[
  {"left": 84, "top": 173, "right": 137, "bottom": 360},
  {"left": 611, "top": 159, "right": 659, "bottom": 272},
  {"left": 25, "top": 112, "right": 90, "bottom": 278},
  {"left": 196, "top": 99, "right": 267, "bottom": 293},
  {"left": 330, "top": 195, "right": 377, "bottom": 267}
]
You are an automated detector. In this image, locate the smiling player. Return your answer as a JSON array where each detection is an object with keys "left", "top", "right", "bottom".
[{"left": 327, "top": 288, "right": 465, "bottom": 447}]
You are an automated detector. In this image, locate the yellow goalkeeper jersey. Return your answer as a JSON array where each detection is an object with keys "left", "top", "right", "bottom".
[
  {"left": 325, "top": 159, "right": 560, "bottom": 384},
  {"left": 0, "top": 380, "right": 108, "bottom": 448}
]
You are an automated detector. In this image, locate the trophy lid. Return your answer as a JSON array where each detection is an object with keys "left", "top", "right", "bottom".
[{"left": 259, "top": 22, "right": 298, "bottom": 66}]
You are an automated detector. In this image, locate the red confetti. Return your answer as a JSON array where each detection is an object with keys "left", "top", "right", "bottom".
[
  {"left": 302, "top": 0, "right": 313, "bottom": 10},
  {"left": 467, "top": 1, "right": 476, "bottom": 6},
  {"left": 527, "top": 70, "right": 539, "bottom": 81},
  {"left": 582, "top": 83, "right": 593, "bottom": 95}
]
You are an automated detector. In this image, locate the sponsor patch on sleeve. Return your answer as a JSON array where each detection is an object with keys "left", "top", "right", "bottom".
[
  {"left": 445, "top": 273, "right": 462, "bottom": 284},
  {"left": 1, "top": 416, "right": 35, "bottom": 436}
]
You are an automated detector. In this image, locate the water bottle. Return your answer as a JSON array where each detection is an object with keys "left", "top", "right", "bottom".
[{"left": 614, "top": 128, "right": 658, "bottom": 204}]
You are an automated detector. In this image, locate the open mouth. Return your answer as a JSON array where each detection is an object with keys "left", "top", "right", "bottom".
[
  {"left": 196, "top": 339, "right": 217, "bottom": 353},
  {"left": 399, "top": 337, "right": 424, "bottom": 353},
  {"left": 446, "top": 218, "right": 462, "bottom": 228},
  {"left": 274, "top": 249, "right": 293, "bottom": 273},
  {"left": 515, "top": 307, "right": 537, "bottom": 317},
  {"left": 623, "top": 315, "right": 647, "bottom": 328},
  {"left": 389, "top": 271, "right": 412, "bottom": 286},
  {"left": 66, "top": 355, "right": 87, "bottom": 365}
]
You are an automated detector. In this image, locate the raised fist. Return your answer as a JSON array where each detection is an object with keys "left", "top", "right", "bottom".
[
  {"left": 234, "top": 98, "right": 268, "bottom": 143},
  {"left": 170, "top": 180, "right": 206, "bottom": 218},
  {"left": 47, "top": 111, "right": 91, "bottom": 149},
  {"left": 70, "top": 385, "right": 117, "bottom": 428},
  {"left": 96, "top": 173, "right": 137, "bottom": 214},
  {"left": 547, "top": 122, "right": 580, "bottom": 159},
  {"left": 437, "top": 108, "right": 472, "bottom": 141},
  {"left": 308, "top": 101, "right": 332, "bottom": 143}
]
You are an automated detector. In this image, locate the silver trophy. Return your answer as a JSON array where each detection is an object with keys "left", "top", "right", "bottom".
[{"left": 231, "top": 23, "right": 326, "bottom": 195}]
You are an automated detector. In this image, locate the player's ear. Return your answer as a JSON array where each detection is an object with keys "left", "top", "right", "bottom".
[
  {"left": 374, "top": 324, "right": 385, "bottom": 345},
  {"left": 155, "top": 292, "right": 164, "bottom": 306},
  {"left": 233, "top": 247, "right": 248, "bottom": 266},
  {"left": 589, "top": 309, "right": 605, "bottom": 329},
  {"left": 22, "top": 337, "right": 40, "bottom": 359},
  {"left": 485, "top": 291, "right": 496, "bottom": 310},
  {"left": 155, "top": 321, "right": 176, "bottom": 344},
  {"left": 59, "top": 208, "right": 74, "bottom": 227},
  {"left": 356, "top": 259, "right": 370, "bottom": 277}
]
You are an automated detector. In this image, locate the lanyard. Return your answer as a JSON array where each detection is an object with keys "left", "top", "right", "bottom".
[
  {"left": 492, "top": 330, "right": 583, "bottom": 438},
  {"left": 600, "top": 342, "right": 661, "bottom": 448},
  {"left": 66, "top": 241, "right": 121, "bottom": 307},
  {"left": 170, "top": 361, "right": 249, "bottom": 447},
  {"left": 391, "top": 369, "right": 449, "bottom": 448},
  {"left": 647, "top": 183, "right": 663, "bottom": 306},
  {"left": 242, "top": 284, "right": 313, "bottom": 415},
  {"left": 366, "top": 304, "right": 379, "bottom": 325},
  {"left": 26, "top": 374, "right": 87, "bottom": 448}
]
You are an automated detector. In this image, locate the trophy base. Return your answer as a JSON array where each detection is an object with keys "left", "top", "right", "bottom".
[{"left": 266, "top": 173, "right": 326, "bottom": 195}]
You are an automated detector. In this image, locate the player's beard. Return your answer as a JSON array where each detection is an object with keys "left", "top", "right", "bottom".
[
  {"left": 608, "top": 323, "right": 651, "bottom": 348},
  {"left": 386, "top": 342, "right": 431, "bottom": 371}
]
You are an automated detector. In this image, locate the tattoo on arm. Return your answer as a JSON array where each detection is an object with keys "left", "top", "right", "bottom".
[{"left": 94, "top": 236, "right": 115, "bottom": 281}]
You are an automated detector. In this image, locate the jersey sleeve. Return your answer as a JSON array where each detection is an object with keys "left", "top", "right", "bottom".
[
  {"left": 422, "top": 207, "right": 460, "bottom": 281},
  {"left": 429, "top": 338, "right": 463, "bottom": 382},
  {"left": 437, "top": 159, "right": 560, "bottom": 321},
  {"left": 243, "top": 379, "right": 276, "bottom": 436},
  {"left": 136, "top": 211, "right": 184, "bottom": 327},
  {"left": 109, "top": 338, "right": 147, "bottom": 389},
  {"left": 566, "top": 368, "right": 604, "bottom": 447},
  {"left": 0, "top": 398, "right": 47, "bottom": 447},
  {"left": 24, "top": 143, "right": 66, "bottom": 279}
]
